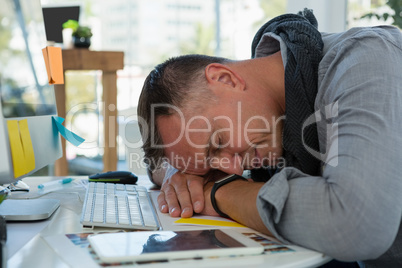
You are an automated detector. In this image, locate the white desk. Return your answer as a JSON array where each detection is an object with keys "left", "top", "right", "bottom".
[{"left": 5, "top": 176, "right": 331, "bottom": 268}]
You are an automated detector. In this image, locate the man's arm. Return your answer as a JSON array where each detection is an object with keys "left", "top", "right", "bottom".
[
  {"left": 202, "top": 180, "right": 273, "bottom": 236},
  {"left": 253, "top": 27, "right": 402, "bottom": 261}
]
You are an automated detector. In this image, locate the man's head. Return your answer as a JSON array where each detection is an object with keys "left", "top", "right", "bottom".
[
  {"left": 138, "top": 54, "right": 229, "bottom": 170},
  {"left": 138, "top": 53, "right": 285, "bottom": 175}
]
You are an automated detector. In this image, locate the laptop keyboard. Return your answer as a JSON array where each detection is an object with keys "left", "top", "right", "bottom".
[{"left": 80, "top": 182, "right": 160, "bottom": 230}]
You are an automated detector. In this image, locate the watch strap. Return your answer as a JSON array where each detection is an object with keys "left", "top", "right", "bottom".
[{"left": 210, "top": 174, "right": 247, "bottom": 218}]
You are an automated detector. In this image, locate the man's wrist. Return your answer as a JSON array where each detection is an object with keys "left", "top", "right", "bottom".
[{"left": 210, "top": 174, "right": 247, "bottom": 218}]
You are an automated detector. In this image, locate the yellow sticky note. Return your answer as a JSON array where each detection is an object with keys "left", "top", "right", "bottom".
[
  {"left": 6, "top": 120, "right": 36, "bottom": 178},
  {"left": 175, "top": 218, "right": 246, "bottom": 228},
  {"left": 42, "top": 46, "right": 64, "bottom": 85},
  {"left": 7, "top": 120, "right": 25, "bottom": 178},
  {"left": 18, "top": 119, "right": 35, "bottom": 172}
]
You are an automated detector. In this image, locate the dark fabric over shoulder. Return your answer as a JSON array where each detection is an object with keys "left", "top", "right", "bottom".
[
  {"left": 250, "top": 167, "right": 278, "bottom": 182},
  {"left": 251, "top": 8, "right": 323, "bottom": 177}
]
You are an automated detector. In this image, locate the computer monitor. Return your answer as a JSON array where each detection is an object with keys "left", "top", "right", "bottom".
[
  {"left": 42, "top": 4, "right": 80, "bottom": 43},
  {"left": 0, "top": 0, "right": 63, "bottom": 220}
]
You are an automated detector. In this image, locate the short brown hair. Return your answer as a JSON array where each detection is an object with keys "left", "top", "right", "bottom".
[{"left": 137, "top": 54, "right": 229, "bottom": 170}]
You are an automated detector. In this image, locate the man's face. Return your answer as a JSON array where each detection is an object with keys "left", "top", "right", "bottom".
[{"left": 157, "top": 89, "right": 284, "bottom": 176}]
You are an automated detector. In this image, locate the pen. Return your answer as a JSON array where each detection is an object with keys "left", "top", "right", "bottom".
[{"left": 38, "top": 178, "right": 74, "bottom": 189}]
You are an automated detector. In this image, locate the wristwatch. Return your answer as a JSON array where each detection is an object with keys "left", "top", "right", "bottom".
[{"left": 210, "top": 174, "right": 247, "bottom": 218}]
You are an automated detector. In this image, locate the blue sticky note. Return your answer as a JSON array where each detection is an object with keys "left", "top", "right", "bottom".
[
  {"left": 53, "top": 116, "right": 65, "bottom": 124},
  {"left": 52, "top": 116, "right": 85, "bottom": 146}
]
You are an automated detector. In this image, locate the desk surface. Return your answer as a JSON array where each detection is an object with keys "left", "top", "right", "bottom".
[{"left": 5, "top": 176, "right": 331, "bottom": 268}]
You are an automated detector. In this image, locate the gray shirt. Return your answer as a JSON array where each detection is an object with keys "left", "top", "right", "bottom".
[{"left": 255, "top": 26, "right": 402, "bottom": 267}]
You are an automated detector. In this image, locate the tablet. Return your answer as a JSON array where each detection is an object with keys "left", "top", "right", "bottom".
[{"left": 88, "top": 229, "right": 264, "bottom": 263}]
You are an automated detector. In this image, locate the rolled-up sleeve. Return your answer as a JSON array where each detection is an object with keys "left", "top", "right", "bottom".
[{"left": 256, "top": 26, "right": 402, "bottom": 261}]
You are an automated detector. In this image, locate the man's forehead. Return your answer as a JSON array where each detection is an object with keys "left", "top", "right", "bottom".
[
  {"left": 157, "top": 112, "right": 212, "bottom": 143},
  {"left": 157, "top": 114, "right": 182, "bottom": 137},
  {"left": 158, "top": 112, "right": 212, "bottom": 126},
  {"left": 157, "top": 113, "right": 212, "bottom": 174}
]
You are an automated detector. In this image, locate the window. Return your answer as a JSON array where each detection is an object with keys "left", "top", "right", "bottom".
[{"left": 40, "top": 0, "right": 288, "bottom": 175}]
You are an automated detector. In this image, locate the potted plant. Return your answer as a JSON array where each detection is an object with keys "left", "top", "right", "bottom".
[{"left": 62, "top": 20, "right": 93, "bottom": 48}]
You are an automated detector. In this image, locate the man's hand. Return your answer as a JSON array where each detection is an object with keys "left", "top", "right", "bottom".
[{"left": 157, "top": 172, "right": 206, "bottom": 218}]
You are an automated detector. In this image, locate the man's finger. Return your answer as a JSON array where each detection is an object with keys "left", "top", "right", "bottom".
[
  {"left": 157, "top": 191, "right": 169, "bottom": 213},
  {"left": 174, "top": 183, "right": 194, "bottom": 218},
  {"left": 187, "top": 178, "right": 205, "bottom": 213},
  {"left": 162, "top": 184, "right": 182, "bottom": 217}
]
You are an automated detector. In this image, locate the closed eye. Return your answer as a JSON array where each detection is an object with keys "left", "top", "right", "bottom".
[{"left": 210, "top": 134, "right": 222, "bottom": 155}]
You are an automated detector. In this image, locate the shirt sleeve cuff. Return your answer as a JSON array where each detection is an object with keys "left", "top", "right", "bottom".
[{"left": 256, "top": 167, "right": 299, "bottom": 244}]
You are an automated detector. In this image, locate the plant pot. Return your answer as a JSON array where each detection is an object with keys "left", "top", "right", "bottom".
[{"left": 73, "top": 36, "right": 91, "bottom": 48}]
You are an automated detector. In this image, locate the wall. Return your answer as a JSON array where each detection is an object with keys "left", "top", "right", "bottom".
[{"left": 286, "top": 0, "right": 347, "bottom": 32}]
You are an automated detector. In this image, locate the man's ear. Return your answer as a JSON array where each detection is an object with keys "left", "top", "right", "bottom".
[{"left": 205, "top": 63, "right": 245, "bottom": 91}]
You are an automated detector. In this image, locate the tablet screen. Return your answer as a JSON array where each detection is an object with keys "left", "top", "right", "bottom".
[
  {"left": 89, "top": 229, "right": 264, "bottom": 262},
  {"left": 140, "top": 229, "right": 245, "bottom": 253}
]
